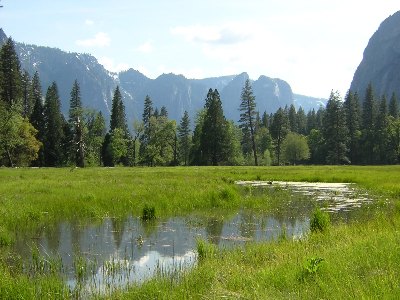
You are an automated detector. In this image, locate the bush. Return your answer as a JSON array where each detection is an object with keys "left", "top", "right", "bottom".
[
  {"left": 310, "top": 208, "right": 330, "bottom": 233},
  {"left": 142, "top": 205, "right": 156, "bottom": 221},
  {"left": 196, "top": 238, "right": 216, "bottom": 260}
]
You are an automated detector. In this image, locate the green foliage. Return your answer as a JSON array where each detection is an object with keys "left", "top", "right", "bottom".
[
  {"left": 109, "top": 86, "right": 128, "bottom": 135},
  {"left": 43, "top": 82, "right": 66, "bottom": 166},
  {"left": 178, "top": 110, "right": 191, "bottom": 166},
  {"left": 270, "top": 107, "right": 289, "bottom": 165},
  {"left": 323, "top": 90, "right": 349, "bottom": 164},
  {"left": 0, "top": 38, "right": 22, "bottom": 108},
  {"left": 281, "top": 132, "right": 310, "bottom": 165},
  {"left": 196, "top": 238, "right": 217, "bottom": 260},
  {"left": 0, "top": 226, "right": 13, "bottom": 246},
  {"left": 0, "top": 103, "right": 41, "bottom": 167},
  {"left": 300, "top": 257, "right": 325, "bottom": 281},
  {"left": 105, "top": 128, "right": 128, "bottom": 166},
  {"left": 310, "top": 207, "right": 330, "bottom": 233},
  {"left": 200, "top": 89, "right": 230, "bottom": 165},
  {"left": 142, "top": 205, "right": 156, "bottom": 221},
  {"left": 239, "top": 79, "right": 258, "bottom": 165}
]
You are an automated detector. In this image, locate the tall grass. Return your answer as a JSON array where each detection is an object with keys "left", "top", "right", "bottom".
[{"left": 0, "top": 165, "right": 399, "bottom": 298}]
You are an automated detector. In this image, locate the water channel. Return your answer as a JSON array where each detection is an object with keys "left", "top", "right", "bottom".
[{"left": 12, "top": 181, "right": 373, "bottom": 296}]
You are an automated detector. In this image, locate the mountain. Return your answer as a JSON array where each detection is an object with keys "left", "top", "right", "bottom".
[
  {"left": 0, "top": 29, "right": 324, "bottom": 126},
  {"left": 293, "top": 94, "right": 327, "bottom": 111},
  {"left": 350, "top": 11, "right": 400, "bottom": 99}
]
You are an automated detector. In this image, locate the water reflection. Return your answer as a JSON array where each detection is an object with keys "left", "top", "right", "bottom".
[{"left": 14, "top": 211, "right": 309, "bottom": 295}]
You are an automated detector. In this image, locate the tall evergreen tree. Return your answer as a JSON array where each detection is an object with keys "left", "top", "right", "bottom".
[
  {"left": 389, "top": 93, "right": 399, "bottom": 119},
  {"left": 270, "top": 107, "right": 289, "bottom": 165},
  {"left": 296, "top": 107, "right": 307, "bottom": 135},
  {"left": 375, "top": 95, "right": 389, "bottom": 164},
  {"left": 344, "top": 90, "right": 361, "bottom": 164},
  {"left": 288, "top": 104, "right": 298, "bottom": 133},
  {"left": 361, "top": 83, "right": 377, "bottom": 164},
  {"left": 178, "top": 111, "right": 191, "bottom": 166},
  {"left": 109, "top": 86, "right": 128, "bottom": 135},
  {"left": 21, "top": 70, "right": 32, "bottom": 118},
  {"left": 140, "top": 95, "right": 154, "bottom": 164},
  {"left": 239, "top": 79, "right": 258, "bottom": 165},
  {"left": 160, "top": 106, "right": 168, "bottom": 118},
  {"left": 261, "top": 111, "right": 269, "bottom": 128},
  {"left": 323, "top": 91, "right": 349, "bottom": 164},
  {"left": 306, "top": 109, "right": 317, "bottom": 134},
  {"left": 0, "top": 38, "right": 21, "bottom": 108},
  {"left": 200, "top": 89, "right": 229, "bottom": 165},
  {"left": 29, "top": 71, "right": 45, "bottom": 166},
  {"left": 43, "top": 82, "right": 65, "bottom": 166},
  {"left": 68, "top": 80, "right": 85, "bottom": 167}
]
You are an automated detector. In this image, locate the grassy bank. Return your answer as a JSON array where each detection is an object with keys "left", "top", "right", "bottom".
[{"left": 0, "top": 166, "right": 399, "bottom": 298}]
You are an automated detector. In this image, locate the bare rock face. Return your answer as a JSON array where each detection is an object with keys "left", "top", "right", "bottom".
[{"left": 350, "top": 11, "right": 400, "bottom": 99}]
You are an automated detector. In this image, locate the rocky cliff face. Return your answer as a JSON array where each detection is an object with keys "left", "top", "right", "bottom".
[{"left": 350, "top": 11, "right": 400, "bottom": 99}]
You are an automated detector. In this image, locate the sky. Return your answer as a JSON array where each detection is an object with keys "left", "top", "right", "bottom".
[{"left": 0, "top": 0, "right": 399, "bottom": 99}]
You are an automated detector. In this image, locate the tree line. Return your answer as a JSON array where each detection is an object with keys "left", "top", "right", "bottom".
[{"left": 1, "top": 38, "right": 399, "bottom": 167}]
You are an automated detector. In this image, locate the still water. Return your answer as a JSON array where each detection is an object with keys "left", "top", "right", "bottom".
[{"left": 13, "top": 181, "right": 372, "bottom": 296}]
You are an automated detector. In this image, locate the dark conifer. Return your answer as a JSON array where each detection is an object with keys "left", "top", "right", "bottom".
[
  {"left": 0, "top": 38, "right": 21, "bottom": 108},
  {"left": 239, "top": 79, "right": 258, "bottom": 165},
  {"left": 43, "top": 82, "right": 65, "bottom": 166}
]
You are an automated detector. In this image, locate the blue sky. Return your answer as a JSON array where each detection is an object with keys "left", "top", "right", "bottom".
[{"left": 1, "top": 0, "right": 398, "bottom": 98}]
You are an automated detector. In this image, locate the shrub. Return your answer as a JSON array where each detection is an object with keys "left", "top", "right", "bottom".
[
  {"left": 299, "top": 256, "right": 325, "bottom": 282},
  {"left": 142, "top": 205, "right": 156, "bottom": 221},
  {"left": 196, "top": 238, "right": 216, "bottom": 260},
  {"left": 310, "top": 208, "right": 330, "bottom": 233}
]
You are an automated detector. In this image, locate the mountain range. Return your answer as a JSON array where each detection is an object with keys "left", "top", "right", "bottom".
[{"left": 0, "top": 28, "right": 325, "bottom": 126}]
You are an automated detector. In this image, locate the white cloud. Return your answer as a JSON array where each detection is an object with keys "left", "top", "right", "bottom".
[
  {"left": 76, "top": 32, "right": 110, "bottom": 47},
  {"left": 98, "top": 56, "right": 129, "bottom": 73},
  {"left": 137, "top": 41, "right": 154, "bottom": 53},
  {"left": 171, "top": 23, "right": 251, "bottom": 45},
  {"left": 85, "top": 19, "right": 94, "bottom": 26}
]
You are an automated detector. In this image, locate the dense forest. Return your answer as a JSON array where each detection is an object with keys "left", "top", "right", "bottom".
[{"left": 1, "top": 38, "right": 399, "bottom": 167}]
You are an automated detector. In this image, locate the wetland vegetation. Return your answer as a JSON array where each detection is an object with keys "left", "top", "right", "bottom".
[{"left": 0, "top": 165, "right": 400, "bottom": 298}]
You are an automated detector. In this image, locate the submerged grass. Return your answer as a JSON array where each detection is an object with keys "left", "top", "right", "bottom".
[{"left": 0, "top": 165, "right": 400, "bottom": 298}]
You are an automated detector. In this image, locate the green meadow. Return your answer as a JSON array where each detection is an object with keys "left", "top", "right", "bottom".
[{"left": 1, "top": 166, "right": 400, "bottom": 299}]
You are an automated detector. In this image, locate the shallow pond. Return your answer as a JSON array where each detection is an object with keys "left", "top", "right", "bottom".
[{"left": 12, "top": 181, "right": 373, "bottom": 297}]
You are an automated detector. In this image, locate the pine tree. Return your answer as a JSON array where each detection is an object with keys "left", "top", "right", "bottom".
[
  {"left": 296, "top": 107, "right": 307, "bottom": 135},
  {"left": 0, "top": 38, "right": 21, "bottom": 108},
  {"left": 68, "top": 80, "right": 85, "bottom": 167},
  {"left": 43, "top": 82, "right": 65, "bottom": 166},
  {"left": 270, "top": 107, "right": 289, "bottom": 165},
  {"left": 306, "top": 109, "right": 317, "bottom": 134},
  {"left": 361, "top": 83, "right": 377, "bottom": 164},
  {"left": 375, "top": 95, "right": 389, "bottom": 164},
  {"left": 21, "top": 70, "right": 32, "bottom": 118},
  {"left": 261, "top": 111, "right": 269, "bottom": 128},
  {"left": 239, "top": 79, "right": 258, "bottom": 165},
  {"left": 288, "top": 104, "right": 298, "bottom": 133},
  {"left": 29, "top": 71, "right": 45, "bottom": 166},
  {"left": 160, "top": 106, "right": 168, "bottom": 118},
  {"left": 140, "top": 95, "right": 154, "bottom": 165},
  {"left": 178, "top": 111, "right": 191, "bottom": 166},
  {"left": 323, "top": 91, "right": 349, "bottom": 164},
  {"left": 109, "top": 86, "right": 128, "bottom": 135},
  {"left": 344, "top": 90, "right": 361, "bottom": 164},
  {"left": 389, "top": 93, "right": 399, "bottom": 119},
  {"left": 200, "top": 89, "right": 229, "bottom": 165}
]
